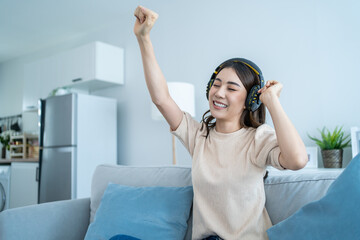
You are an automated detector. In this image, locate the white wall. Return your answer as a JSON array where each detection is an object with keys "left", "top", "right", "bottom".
[
  {"left": 0, "top": 61, "right": 23, "bottom": 116},
  {"left": 0, "top": 0, "right": 359, "bottom": 167}
]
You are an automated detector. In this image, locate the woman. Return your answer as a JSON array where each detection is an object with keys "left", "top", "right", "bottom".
[{"left": 134, "top": 5, "right": 308, "bottom": 240}]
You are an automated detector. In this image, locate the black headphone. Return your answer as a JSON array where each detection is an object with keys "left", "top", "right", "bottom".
[{"left": 206, "top": 58, "right": 265, "bottom": 112}]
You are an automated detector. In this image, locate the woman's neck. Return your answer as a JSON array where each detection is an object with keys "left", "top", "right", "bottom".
[{"left": 215, "top": 120, "right": 242, "bottom": 133}]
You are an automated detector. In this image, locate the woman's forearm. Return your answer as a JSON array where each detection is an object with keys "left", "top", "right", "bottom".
[
  {"left": 137, "top": 35, "right": 170, "bottom": 105},
  {"left": 265, "top": 96, "right": 308, "bottom": 170}
]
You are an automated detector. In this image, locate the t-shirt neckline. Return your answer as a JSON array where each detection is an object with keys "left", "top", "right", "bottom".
[{"left": 212, "top": 126, "right": 247, "bottom": 138}]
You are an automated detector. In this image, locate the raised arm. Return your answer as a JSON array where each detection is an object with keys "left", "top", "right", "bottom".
[
  {"left": 134, "top": 6, "right": 183, "bottom": 131},
  {"left": 258, "top": 80, "right": 308, "bottom": 170}
]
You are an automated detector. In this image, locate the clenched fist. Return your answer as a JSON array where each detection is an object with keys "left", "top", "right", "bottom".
[
  {"left": 258, "top": 80, "right": 283, "bottom": 106},
  {"left": 134, "top": 6, "right": 159, "bottom": 38}
]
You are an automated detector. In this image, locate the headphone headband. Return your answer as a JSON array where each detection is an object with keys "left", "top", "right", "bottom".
[{"left": 236, "top": 61, "right": 260, "bottom": 75}]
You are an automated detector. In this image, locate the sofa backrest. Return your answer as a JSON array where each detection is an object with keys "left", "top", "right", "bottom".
[
  {"left": 264, "top": 168, "right": 343, "bottom": 224},
  {"left": 90, "top": 164, "right": 343, "bottom": 239}
]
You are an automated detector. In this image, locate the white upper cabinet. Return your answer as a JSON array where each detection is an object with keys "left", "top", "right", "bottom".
[{"left": 23, "top": 42, "right": 124, "bottom": 111}]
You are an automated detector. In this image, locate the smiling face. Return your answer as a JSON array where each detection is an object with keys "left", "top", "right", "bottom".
[{"left": 208, "top": 67, "right": 248, "bottom": 126}]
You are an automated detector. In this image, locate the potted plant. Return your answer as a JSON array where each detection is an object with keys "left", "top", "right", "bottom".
[
  {"left": 0, "top": 131, "right": 11, "bottom": 159},
  {"left": 308, "top": 126, "right": 351, "bottom": 168}
]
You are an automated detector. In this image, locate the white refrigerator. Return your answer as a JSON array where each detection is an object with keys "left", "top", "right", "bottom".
[{"left": 39, "top": 93, "right": 117, "bottom": 203}]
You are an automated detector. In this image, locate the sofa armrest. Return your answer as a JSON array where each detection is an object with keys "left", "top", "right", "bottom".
[{"left": 0, "top": 198, "right": 90, "bottom": 240}]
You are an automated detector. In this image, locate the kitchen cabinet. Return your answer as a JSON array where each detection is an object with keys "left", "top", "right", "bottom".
[
  {"left": 9, "top": 162, "right": 38, "bottom": 208},
  {"left": 23, "top": 41, "right": 124, "bottom": 111},
  {"left": 60, "top": 42, "right": 125, "bottom": 91}
]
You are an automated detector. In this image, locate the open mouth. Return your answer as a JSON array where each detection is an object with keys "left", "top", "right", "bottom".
[{"left": 213, "top": 101, "right": 228, "bottom": 109}]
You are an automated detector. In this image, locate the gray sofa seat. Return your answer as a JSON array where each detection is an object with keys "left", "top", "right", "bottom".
[{"left": 0, "top": 165, "right": 343, "bottom": 240}]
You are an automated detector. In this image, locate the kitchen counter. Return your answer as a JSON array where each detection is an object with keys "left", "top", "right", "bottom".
[{"left": 0, "top": 158, "right": 38, "bottom": 164}]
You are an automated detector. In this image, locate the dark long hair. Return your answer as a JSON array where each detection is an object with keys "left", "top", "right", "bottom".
[{"left": 201, "top": 59, "right": 266, "bottom": 137}]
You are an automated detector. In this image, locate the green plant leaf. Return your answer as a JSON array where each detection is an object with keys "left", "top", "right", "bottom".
[{"left": 308, "top": 125, "right": 351, "bottom": 150}]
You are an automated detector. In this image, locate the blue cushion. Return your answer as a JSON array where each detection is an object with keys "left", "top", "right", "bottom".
[
  {"left": 109, "top": 234, "right": 141, "bottom": 240},
  {"left": 267, "top": 154, "right": 360, "bottom": 240},
  {"left": 84, "top": 183, "right": 193, "bottom": 240}
]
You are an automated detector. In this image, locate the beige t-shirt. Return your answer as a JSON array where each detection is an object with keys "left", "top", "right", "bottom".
[{"left": 171, "top": 112, "right": 284, "bottom": 240}]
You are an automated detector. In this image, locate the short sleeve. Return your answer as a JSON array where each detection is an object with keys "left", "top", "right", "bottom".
[
  {"left": 251, "top": 124, "right": 285, "bottom": 170},
  {"left": 171, "top": 112, "right": 202, "bottom": 157}
]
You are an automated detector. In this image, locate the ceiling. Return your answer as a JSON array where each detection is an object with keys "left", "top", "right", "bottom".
[{"left": 0, "top": 0, "right": 135, "bottom": 63}]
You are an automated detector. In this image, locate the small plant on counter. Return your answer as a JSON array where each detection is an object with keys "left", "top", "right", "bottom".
[{"left": 0, "top": 130, "right": 12, "bottom": 150}]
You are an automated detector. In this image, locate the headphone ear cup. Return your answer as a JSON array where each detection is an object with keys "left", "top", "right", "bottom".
[
  {"left": 245, "top": 85, "right": 262, "bottom": 112},
  {"left": 206, "top": 78, "right": 215, "bottom": 100}
]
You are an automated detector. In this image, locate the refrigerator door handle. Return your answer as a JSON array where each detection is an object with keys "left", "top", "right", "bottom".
[
  {"left": 72, "top": 78, "right": 82, "bottom": 82},
  {"left": 36, "top": 167, "right": 39, "bottom": 182}
]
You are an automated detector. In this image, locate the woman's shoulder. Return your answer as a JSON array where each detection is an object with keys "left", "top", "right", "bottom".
[
  {"left": 245, "top": 124, "right": 275, "bottom": 137},
  {"left": 256, "top": 123, "right": 274, "bottom": 131},
  {"left": 180, "top": 111, "right": 204, "bottom": 133},
  {"left": 252, "top": 124, "right": 277, "bottom": 141}
]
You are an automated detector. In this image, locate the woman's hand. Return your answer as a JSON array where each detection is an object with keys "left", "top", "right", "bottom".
[
  {"left": 258, "top": 80, "right": 282, "bottom": 106},
  {"left": 134, "top": 6, "right": 159, "bottom": 38}
]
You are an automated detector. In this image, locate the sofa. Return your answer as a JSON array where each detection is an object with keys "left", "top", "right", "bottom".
[{"left": 0, "top": 164, "right": 343, "bottom": 240}]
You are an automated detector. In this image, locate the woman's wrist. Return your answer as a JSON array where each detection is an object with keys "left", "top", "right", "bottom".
[
  {"left": 136, "top": 34, "right": 151, "bottom": 44},
  {"left": 262, "top": 93, "right": 280, "bottom": 110}
]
